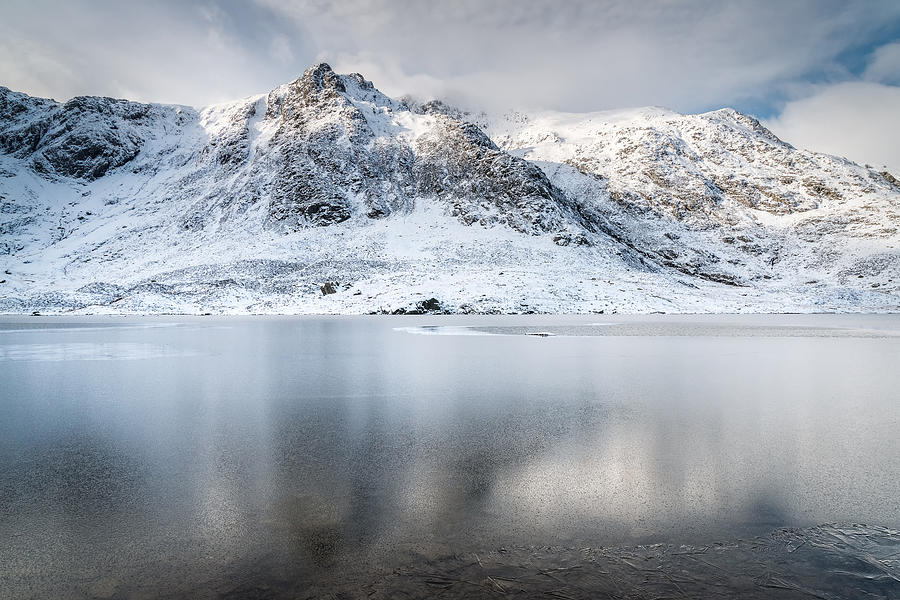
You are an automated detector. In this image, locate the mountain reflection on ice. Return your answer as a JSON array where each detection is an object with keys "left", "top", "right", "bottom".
[{"left": 0, "top": 314, "right": 898, "bottom": 598}]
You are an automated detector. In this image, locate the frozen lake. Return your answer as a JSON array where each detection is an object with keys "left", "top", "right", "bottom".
[{"left": 1, "top": 315, "right": 899, "bottom": 598}]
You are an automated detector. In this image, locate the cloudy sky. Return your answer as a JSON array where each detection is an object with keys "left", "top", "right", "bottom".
[{"left": 2, "top": 0, "right": 899, "bottom": 172}]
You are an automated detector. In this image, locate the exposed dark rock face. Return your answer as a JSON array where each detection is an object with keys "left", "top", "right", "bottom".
[
  {"left": 418, "top": 297, "right": 442, "bottom": 312},
  {"left": 413, "top": 117, "right": 586, "bottom": 237},
  {"left": 261, "top": 64, "right": 411, "bottom": 229},
  {"left": 0, "top": 86, "right": 192, "bottom": 180},
  {"left": 881, "top": 171, "right": 900, "bottom": 188},
  {"left": 176, "top": 63, "right": 590, "bottom": 238}
]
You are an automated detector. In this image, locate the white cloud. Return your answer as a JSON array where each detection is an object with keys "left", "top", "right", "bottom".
[
  {"left": 1, "top": 0, "right": 900, "bottom": 178},
  {"left": 0, "top": 0, "right": 309, "bottom": 106},
  {"left": 251, "top": 0, "right": 900, "bottom": 112},
  {"left": 0, "top": 36, "right": 80, "bottom": 100},
  {"left": 864, "top": 42, "right": 900, "bottom": 85},
  {"left": 764, "top": 81, "right": 900, "bottom": 175},
  {"left": 269, "top": 35, "right": 296, "bottom": 65},
  {"left": 4, "top": 0, "right": 895, "bottom": 114}
]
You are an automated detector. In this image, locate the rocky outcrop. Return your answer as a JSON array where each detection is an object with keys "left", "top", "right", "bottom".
[
  {"left": 413, "top": 117, "right": 587, "bottom": 239},
  {"left": 181, "top": 64, "right": 590, "bottom": 239},
  {"left": 0, "top": 86, "right": 193, "bottom": 180},
  {"left": 483, "top": 104, "right": 900, "bottom": 287}
]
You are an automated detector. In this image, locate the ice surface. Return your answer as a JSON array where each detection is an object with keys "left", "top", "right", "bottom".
[
  {"left": 0, "top": 341, "right": 196, "bottom": 361},
  {"left": 1, "top": 315, "right": 898, "bottom": 598},
  {"left": 357, "top": 524, "right": 900, "bottom": 599}
]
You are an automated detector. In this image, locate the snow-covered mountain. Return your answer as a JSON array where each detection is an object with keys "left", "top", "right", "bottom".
[{"left": 1, "top": 63, "right": 898, "bottom": 314}]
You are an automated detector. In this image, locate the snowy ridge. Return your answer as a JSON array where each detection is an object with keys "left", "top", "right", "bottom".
[{"left": 0, "top": 64, "right": 898, "bottom": 314}]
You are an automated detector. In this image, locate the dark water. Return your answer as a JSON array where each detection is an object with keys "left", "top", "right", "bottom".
[{"left": 1, "top": 315, "right": 899, "bottom": 598}]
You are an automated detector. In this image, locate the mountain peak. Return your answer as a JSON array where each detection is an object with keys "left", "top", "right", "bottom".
[
  {"left": 274, "top": 63, "right": 399, "bottom": 114},
  {"left": 698, "top": 107, "right": 788, "bottom": 146},
  {"left": 266, "top": 62, "right": 350, "bottom": 117},
  {"left": 297, "top": 62, "right": 343, "bottom": 94}
]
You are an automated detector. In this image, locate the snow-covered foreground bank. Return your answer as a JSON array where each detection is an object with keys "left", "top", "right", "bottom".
[{"left": 3, "top": 205, "right": 896, "bottom": 315}]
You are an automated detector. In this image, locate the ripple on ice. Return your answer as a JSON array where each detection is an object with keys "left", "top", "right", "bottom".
[
  {"left": 393, "top": 325, "right": 496, "bottom": 336},
  {"left": 0, "top": 342, "right": 200, "bottom": 362}
]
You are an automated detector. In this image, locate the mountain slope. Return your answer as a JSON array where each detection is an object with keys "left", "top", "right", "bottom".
[
  {"left": 0, "top": 64, "right": 897, "bottom": 314},
  {"left": 483, "top": 107, "right": 900, "bottom": 288}
]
